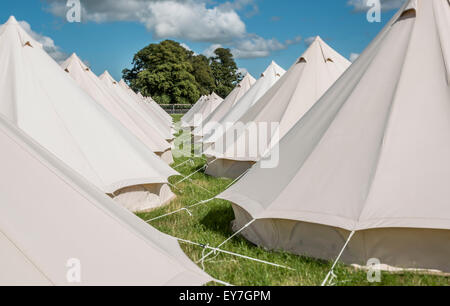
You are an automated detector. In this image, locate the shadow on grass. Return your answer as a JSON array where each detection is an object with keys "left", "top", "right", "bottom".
[{"left": 199, "top": 204, "right": 235, "bottom": 236}]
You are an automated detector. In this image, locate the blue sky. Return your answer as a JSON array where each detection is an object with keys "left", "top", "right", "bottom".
[{"left": 1, "top": 0, "right": 404, "bottom": 80}]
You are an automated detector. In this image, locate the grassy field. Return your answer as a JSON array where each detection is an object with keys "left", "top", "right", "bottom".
[{"left": 138, "top": 115, "right": 449, "bottom": 286}]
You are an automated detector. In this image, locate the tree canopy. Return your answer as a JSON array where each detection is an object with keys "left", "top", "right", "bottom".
[
  {"left": 123, "top": 40, "right": 242, "bottom": 105},
  {"left": 210, "top": 48, "right": 241, "bottom": 98}
]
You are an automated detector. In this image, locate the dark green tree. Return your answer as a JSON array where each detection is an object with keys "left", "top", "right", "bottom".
[
  {"left": 122, "top": 40, "right": 200, "bottom": 105},
  {"left": 189, "top": 54, "right": 216, "bottom": 96},
  {"left": 123, "top": 40, "right": 242, "bottom": 104},
  {"left": 210, "top": 48, "right": 242, "bottom": 98}
]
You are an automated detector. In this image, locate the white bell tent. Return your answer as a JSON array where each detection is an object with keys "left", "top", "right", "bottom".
[
  {"left": 61, "top": 54, "right": 174, "bottom": 164},
  {"left": 205, "top": 37, "right": 351, "bottom": 179},
  {"left": 202, "top": 61, "right": 286, "bottom": 151},
  {"left": 192, "top": 73, "right": 256, "bottom": 143},
  {"left": 100, "top": 71, "right": 174, "bottom": 142},
  {"left": 219, "top": 0, "right": 450, "bottom": 272},
  {"left": 0, "top": 114, "right": 211, "bottom": 286},
  {"left": 0, "top": 17, "right": 177, "bottom": 213}
]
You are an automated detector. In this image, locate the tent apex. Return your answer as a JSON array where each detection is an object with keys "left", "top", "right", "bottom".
[
  {"left": 269, "top": 60, "right": 279, "bottom": 67},
  {"left": 68, "top": 53, "right": 80, "bottom": 61},
  {"left": 6, "top": 16, "right": 18, "bottom": 24},
  {"left": 103, "top": 70, "right": 114, "bottom": 79}
]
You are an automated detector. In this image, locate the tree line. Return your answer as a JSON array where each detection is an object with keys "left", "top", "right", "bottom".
[{"left": 122, "top": 40, "right": 242, "bottom": 105}]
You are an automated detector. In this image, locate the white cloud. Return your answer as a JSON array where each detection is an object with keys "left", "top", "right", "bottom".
[
  {"left": 180, "top": 43, "right": 191, "bottom": 51},
  {"left": 202, "top": 35, "right": 302, "bottom": 60},
  {"left": 231, "top": 35, "right": 302, "bottom": 59},
  {"left": 349, "top": 52, "right": 360, "bottom": 62},
  {"left": 285, "top": 36, "right": 303, "bottom": 46},
  {"left": 347, "top": 0, "right": 406, "bottom": 12},
  {"left": 232, "top": 36, "right": 284, "bottom": 59},
  {"left": 304, "top": 36, "right": 316, "bottom": 46},
  {"left": 18, "top": 20, "right": 67, "bottom": 63},
  {"left": 180, "top": 42, "right": 198, "bottom": 55},
  {"left": 44, "top": 0, "right": 300, "bottom": 59},
  {"left": 202, "top": 44, "right": 223, "bottom": 58},
  {"left": 144, "top": 1, "right": 246, "bottom": 43},
  {"left": 45, "top": 0, "right": 247, "bottom": 43},
  {"left": 219, "top": 0, "right": 259, "bottom": 17}
]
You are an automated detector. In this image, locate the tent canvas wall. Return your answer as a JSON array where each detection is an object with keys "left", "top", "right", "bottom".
[
  {"left": 100, "top": 71, "right": 174, "bottom": 142},
  {"left": 182, "top": 93, "right": 224, "bottom": 130},
  {"left": 0, "top": 17, "right": 177, "bottom": 213},
  {"left": 119, "top": 79, "right": 172, "bottom": 127},
  {"left": 61, "top": 54, "right": 174, "bottom": 165},
  {"left": 181, "top": 95, "right": 207, "bottom": 129},
  {"left": 202, "top": 61, "right": 286, "bottom": 151},
  {"left": 119, "top": 79, "right": 173, "bottom": 128},
  {"left": 138, "top": 92, "right": 173, "bottom": 124},
  {"left": 119, "top": 78, "right": 174, "bottom": 133},
  {"left": 0, "top": 114, "right": 211, "bottom": 286},
  {"left": 219, "top": 0, "right": 450, "bottom": 272},
  {"left": 192, "top": 73, "right": 256, "bottom": 143},
  {"left": 193, "top": 92, "right": 224, "bottom": 128},
  {"left": 205, "top": 37, "right": 350, "bottom": 179},
  {"left": 149, "top": 98, "right": 173, "bottom": 124}
]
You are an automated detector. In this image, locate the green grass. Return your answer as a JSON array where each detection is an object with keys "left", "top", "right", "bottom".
[
  {"left": 137, "top": 115, "right": 450, "bottom": 286},
  {"left": 171, "top": 114, "right": 184, "bottom": 123}
]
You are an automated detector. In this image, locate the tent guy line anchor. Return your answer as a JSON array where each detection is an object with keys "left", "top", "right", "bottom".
[
  {"left": 321, "top": 231, "right": 356, "bottom": 286},
  {"left": 197, "top": 220, "right": 256, "bottom": 265}
]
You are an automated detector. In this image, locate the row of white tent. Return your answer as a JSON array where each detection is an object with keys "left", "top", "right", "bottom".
[
  {"left": 0, "top": 115, "right": 210, "bottom": 285},
  {"left": 187, "top": 0, "right": 450, "bottom": 273},
  {"left": 62, "top": 54, "right": 174, "bottom": 164},
  {"left": 0, "top": 16, "right": 216, "bottom": 285},
  {"left": 181, "top": 92, "right": 225, "bottom": 131},
  {"left": 0, "top": 15, "right": 178, "bottom": 215},
  {"left": 1, "top": 0, "right": 448, "bottom": 284},
  {"left": 184, "top": 36, "right": 351, "bottom": 179},
  {"left": 192, "top": 73, "right": 257, "bottom": 143}
]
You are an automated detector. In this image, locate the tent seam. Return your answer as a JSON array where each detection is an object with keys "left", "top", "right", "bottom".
[
  {"left": 358, "top": 10, "right": 418, "bottom": 224},
  {"left": 0, "top": 228, "right": 54, "bottom": 285}
]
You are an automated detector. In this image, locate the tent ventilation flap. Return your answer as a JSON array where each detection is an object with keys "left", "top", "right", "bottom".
[{"left": 395, "top": 0, "right": 418, "bottom": 23}]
